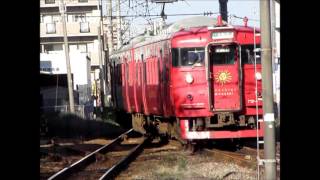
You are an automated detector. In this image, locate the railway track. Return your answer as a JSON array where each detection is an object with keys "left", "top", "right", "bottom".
[
  {"left": 47, "top": 129, "right": 150, "bottom": 180},
  {"left": 203, "top": 146, "right": 259, "bottom": 164},
  {"left": 204, "top": 144, "right": 280, "bottom": 179}
]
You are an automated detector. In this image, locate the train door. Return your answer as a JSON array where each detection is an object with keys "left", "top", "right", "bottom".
[
  {"left": 165, "top": 41, "right": 173, "bottom": 116},
  {"left": 160, "top": 48, "right": 166, "bottom": 115},
  {"left": 208, "top": 43, "right": 241, "bottom": 111},
  {"left": 112, "top": 60, "right": 118, "bottom": 108},
  {"left": 141, "top": 54, "right": 149, "bottom": 114},
  {"left": 128, "top": 54, "right": 136, "bottom": 112},
  {"left": 124, "top": 59, "right": 131, "bottom": 112},
  {"left": 134, "top": 56, "right": 143, "bottom": 113}
]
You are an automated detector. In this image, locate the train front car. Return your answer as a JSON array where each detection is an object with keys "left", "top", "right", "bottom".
[{"left": 171, "top": 20, "right": 264, "bottom": 141}]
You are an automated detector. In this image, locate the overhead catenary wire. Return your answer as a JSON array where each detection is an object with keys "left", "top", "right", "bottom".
[
  {"left": 55, "top": 12, "right": 259, "bottom": 22},
  {"left": 229, "top": 14, "right": 260, "bottom": 22},
  {"left": 58, "top": 11, "right": 219, "bottom": 18}
]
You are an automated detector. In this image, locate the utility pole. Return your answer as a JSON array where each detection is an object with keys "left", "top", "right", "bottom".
[
  {"left": 116, "top": 0, "right": 122, "bottom": 49},
  {"left": 107, "top": 0, "right": 113, "bottom": 54},
  {"left": 98, "top": 0, "right": 107, "bottom": 108},
  {"left": 98, "top": 26, "right": 106, "bottom": 108},
  {"left": 60, "top": 0, "right": 75, "bottom": 113},
  {"left": 260, "top": 0, "right": 276, "bottom": 179},
  {"left": 218, "top": 0, "right": 228, "bottom": 22}
]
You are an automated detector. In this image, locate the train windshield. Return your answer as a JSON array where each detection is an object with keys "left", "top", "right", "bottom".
[
  {"left": 172, "top": 47, "right": 205, "bottom": 67},
  {"left": 210, "top": 45, "right": 236, "bottom": 65}
]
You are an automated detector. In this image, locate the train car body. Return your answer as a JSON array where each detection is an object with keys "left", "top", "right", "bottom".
[{"left": 110, "top": 16, "right": 263, "bottom": 142}]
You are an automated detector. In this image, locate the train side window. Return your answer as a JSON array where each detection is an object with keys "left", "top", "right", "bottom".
[
  {"left": 172, "top": 48, "right": 179, "bottom": 67},
  {"left": 118, "top": 64, "right": 122, "bottom": 85},
  {"left": 241, "top": 45, "right": 261, "bottom": 64}
]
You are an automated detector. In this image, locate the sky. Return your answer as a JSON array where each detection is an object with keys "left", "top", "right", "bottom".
[
  {"left": 160, "top": 0, "right": 259, "bottom": 26},
  {"left": 102, "top": 0, "right": 260, "bottom": 38}
]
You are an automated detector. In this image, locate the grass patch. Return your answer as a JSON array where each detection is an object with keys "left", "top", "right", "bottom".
[
  {"left": 154, "top": 166, "right": 184, "bottom": 180},
  {"left": 177, "top": 156, "right": 187, "bottom": 170},
  {"left": 162, "top": 154, "right": 178, "bottom": 165},
  {"left": 152, "top": 154, "right": 188, "bottom": 180}
]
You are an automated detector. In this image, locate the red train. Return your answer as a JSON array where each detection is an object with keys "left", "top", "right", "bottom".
[{"left": 110, "top": 16, "right": 263, "bottom": 143}]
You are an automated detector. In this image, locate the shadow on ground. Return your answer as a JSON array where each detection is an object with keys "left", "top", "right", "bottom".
[{"left": 40, "top": 111, "right": 126, "bottom": 140}]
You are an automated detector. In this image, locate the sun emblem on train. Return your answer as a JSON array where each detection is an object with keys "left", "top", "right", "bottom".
[{"left": 214, "top": 70, "right": 232, "bottom": 85}]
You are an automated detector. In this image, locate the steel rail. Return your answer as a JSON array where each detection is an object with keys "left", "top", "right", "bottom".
[
  {"left": 99, "top": 136, "right": 149, "bottom": 180},
  {"left": 48, "top": 129, "right": 133, "bottom": 180}
]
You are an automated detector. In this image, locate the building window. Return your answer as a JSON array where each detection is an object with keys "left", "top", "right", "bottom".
[
  {"left": 80, "top": 22, "right": 90, "bottom": 33},
  {"left": 45, "top": 0, "right": 55, "bottom": 4},
  {"left": 46, "top": 23, "right": 56, "bottom": 34},
  {"left": 44, "top": 44, "right": 63, "bottom": 52},
  {"left": 79, "top": 0, "right": 88, "bottom": 2}
]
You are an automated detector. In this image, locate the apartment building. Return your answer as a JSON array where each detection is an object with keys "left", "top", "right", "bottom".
[{"left": 40, "top": 0, "right": 103, "bottom": 65}]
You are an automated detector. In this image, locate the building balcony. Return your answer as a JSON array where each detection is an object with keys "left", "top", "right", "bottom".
[
  {"left": 40, "top": 21, "right": 102, "bottom": 37},
  {"left": 40, "top": 0, "right": 99, "bottom": 8}
]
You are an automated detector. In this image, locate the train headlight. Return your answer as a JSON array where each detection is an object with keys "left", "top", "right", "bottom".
[
  {"left": 187, "top": 94, "right": 193, "bottom": 100},
  {"left": 185, "top": 74, "right": 194, "bottom": 84},
  {"left": 255, "top": 72, "right": 262, "bottom": 80}
]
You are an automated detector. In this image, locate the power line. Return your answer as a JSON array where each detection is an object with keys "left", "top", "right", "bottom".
[
  {"left": 58, "top": 11, "right": 218, "bottom": 18},
  {"left": 229, "top": 14, "right": 259, "bottom": 22},
  {"left": 43, "top": 12, "right": 259, "bottom": 22}
]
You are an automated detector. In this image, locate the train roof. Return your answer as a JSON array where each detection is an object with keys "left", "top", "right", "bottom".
[
  {"left": 110, "top": 16, "right": 259, "bottom": 57},
  {"left": 111, "top": 16, "right": 219, "bottom": 55}
]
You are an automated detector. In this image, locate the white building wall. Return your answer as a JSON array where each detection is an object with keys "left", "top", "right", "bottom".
[
  {"left": 275, "top": 1, "right": 280, "bottom": 59},
  {"left": 40, "top": 52, "right": 90, "bottom": 90},
  {"left": 273, "top": 0, "right": 280, "bottom": 120}
]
